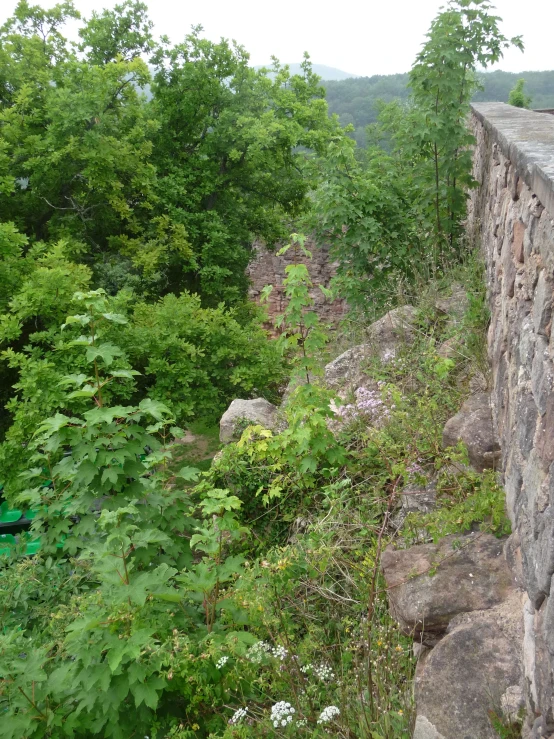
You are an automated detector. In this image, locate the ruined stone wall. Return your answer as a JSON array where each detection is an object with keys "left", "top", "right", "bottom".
[
  {"left": 246, "top": 237, "right": 347, "bottom": 330},
  {"left": 469, "top": 102, "right": 554, "bottom": 736}
]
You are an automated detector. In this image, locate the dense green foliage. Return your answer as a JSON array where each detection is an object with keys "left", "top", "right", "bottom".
[
  {"left": 309, "top": 0, "right": 523, "bottom": 310},
  {"left": 0, "top": 0, "right": 520, "bottom": 736},
  {"left": 324, "top": 68, "right": 554, "bottom": 145},
  {"left": 0, "top": 0, "right": 343, "bottom": 483},
  {"left": 0, "top": 2, "right": 338, "bottom": 303},
  {"left": 0, "top": 253, "right": 509, "bottom": 738},
  {"left": 508, "top": 78, "right": 532, "bottom": 108}
]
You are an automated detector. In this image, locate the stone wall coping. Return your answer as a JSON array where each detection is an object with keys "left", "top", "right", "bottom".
[{"left": 471, "top": 102, "right": 554, "bottom": 217}]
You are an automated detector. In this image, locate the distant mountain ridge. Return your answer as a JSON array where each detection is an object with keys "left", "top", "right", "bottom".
[
  {"left": 322, "top": 69, "right": 554, "bottom": 145},
  {"left": 254, "top": 63, "right": 357, "bottom": 81}
]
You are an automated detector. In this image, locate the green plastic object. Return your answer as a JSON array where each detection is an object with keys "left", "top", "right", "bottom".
[
  {"left": 0, "top": 502, "right": 22, "bottom": 523},
  {"left": 0, "top": 533, "right": 16, "bottom": 556},
  {"left": 24, "top": 538, "right": 41, "bottom": 556}
]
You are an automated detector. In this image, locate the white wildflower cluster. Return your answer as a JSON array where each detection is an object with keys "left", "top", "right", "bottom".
[
  {"left": 296, "top": 718, "right": 307, "bottom": 727},
  {"left": 215, "top": 655, "right": 229, "bottom": 669},
  {"left": 229, "top": 707, "right": 248, "bottom": 725},
  {"left": 246, "top": 640, "right": 272, "bottom": 664},
  {"left": 270, "top": 701, "right": 295, "bottom": 728},
  {"left": 271, "top": 644, "right": 288, "bottom": 661},
  {"left": 300, "top": 662, "right": 335, "bottom": 682},
  {"left": 313, "top": 663, "right": 335, "bottom": 682},
  {"left": 317, "top": 705, "right": 340, "bottom": 724},
  {"left": 246, "top": 640, "right": 288, "bottom": 664}
]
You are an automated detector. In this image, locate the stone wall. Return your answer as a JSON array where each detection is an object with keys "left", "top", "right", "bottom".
[
  {"left": 246, "top": 237, "right": 347, "bottom": 330},
  {"left": 469, "top": 102, "right": 554, "bottom": 736}
]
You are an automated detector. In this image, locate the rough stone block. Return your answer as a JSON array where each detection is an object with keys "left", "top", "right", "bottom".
[
  {"left": 381, "top": 534, "right": 514, "bottom": 640},
  {"left": 533, "top": 270, "right": 553, "bottom": 338},
  {"left": 516, "top": 393, "right": 539, "bottom": 460},
  {"left": 219, "top": 398, "right": 282, "bottom": 444},
  {"left": 531, "top": 336, "right": 552, "bottom": 416},
  {"left": 442, "top": 392, "right": 501, "bottom": 471},
  {"left": 513, "top": 219, "right": 526, "bottom": 263},
  {"left": 414, "top": 592, "right": 523, "bottom": 739}
]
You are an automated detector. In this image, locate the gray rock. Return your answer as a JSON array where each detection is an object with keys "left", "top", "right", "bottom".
[
  {"left": 401, "top": 479, "right": 437, "bottom": 517},
  {"left": 437, "top": 336, "right": 461, "bottom": 360},
  {"left": 435, "top": 283, "right": 469, "bottom": 325},
  {"left": 365, "top": 305, "right": 417, "bottom": 357},
  {"left": 533, "top": 270, "right": 553, "bottom": 338},
  {"left": 442, "top": 392, "right": 501, "bottom": 471},
  {"left": 391, "top": 479, "right": 437, "bottom": 533},
  {"left": 413, "top": 715, "right": 447, "bottom": 739},
  {"left": 323, "top": 306, "right": 417, "bottom": 392},
  {"left": 324, "top": 344, "right": 373, "bottom": 392},
  {"left": 219, "top": 398, "right": 281, "bottom": 444},
  {"left": 381, "top": 534, "right": 514, "bottom": 641},
  {"left": 414, "top": 591, "right": 524, "bottom": 739}
]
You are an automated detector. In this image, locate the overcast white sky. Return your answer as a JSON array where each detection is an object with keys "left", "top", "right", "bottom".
[{"left": 1, "top": 0, "right": 552, "bottom": 76}]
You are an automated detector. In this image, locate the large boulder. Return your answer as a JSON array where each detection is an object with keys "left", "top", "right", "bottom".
[
  {"left": 324, "top": 306, "right": 417, "bottom": 392},
  {"left": 365, "top": 304, "right": 417, "bottom": 356},
  {"left": 324, "top": 344, "right": 374, "bottom": 392},
  {"left": 381, "top": 533, "right": 515, "bottom": 642},
  {"left": 413, "top": 590, "right": 524, "bottom": 739},
  {"left": 219, "top": 398, "right": 281, "bottom": 444},
  {"left": 442, "top": 392, "right": 501, "bottom": 471}
]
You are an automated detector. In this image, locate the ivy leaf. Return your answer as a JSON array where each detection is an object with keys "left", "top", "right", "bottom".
[
  {"left": 58, "top": 373, "right": 90, "bottom": 388},
  {"left": 67, "top": 386, "right": 98, "bottom": 399},
  {"left": 132, "top": 679, "right": 163, "bottom": 709},
  {"left": 101, "top": 467, "right": 120, "bottom": 485}
]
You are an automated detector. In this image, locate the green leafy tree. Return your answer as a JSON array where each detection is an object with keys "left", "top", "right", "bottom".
[
  {"left": 508, "top": 78, "right": 532, "bottom": 108},
  {"left": 0, "top": 2, "right": 341, "bottom": 304},
  {"left": 311, "top": 134, "right": 422, "bottom": 309},
  {"left": 407, "top": 0, "right": 523, "bottom": 247},
  {"left": 149, "top": 45, "right": 339, "bottom": 303}
]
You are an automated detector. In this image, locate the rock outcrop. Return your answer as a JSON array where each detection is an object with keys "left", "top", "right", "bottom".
[
  {"left": 413, "top": 591, "right": 524, "bottom": 739},
  {"left": 219, "top": 398, "right": 281, "bottom": 444},
  {"left": 382, "top": 533, "right": 524, "bottom": 738},
  {"left": 324, "top": 306, "right": 417, "bottom": 392},
  {"left": 247, "top": 238, "right": 347, "bottom": 331},
  {"left": 382, "top": 533, "right": 515, "bottom": 643},
  {"left": 442, "top": 392, "right": 501, "bottom": 471}
]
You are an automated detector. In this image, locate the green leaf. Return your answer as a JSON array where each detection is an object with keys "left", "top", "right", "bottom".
[
  {"left": 86, "top": 343, "right": 124, "bottom": 367},
  {"left": 132, "top": 680, "right": 162, "bottom": 709},
  {"left": 176, "top": 466, "right": 200, "bottom": 481},
  {"left": 138, "top": 397, "right": 172, "bottom": 420},
  {"left": 101, "top": 313, "right": 128, "bottom": 324},
  {"left": 110, "top": 369, "right": 141, "bottom": 379}
]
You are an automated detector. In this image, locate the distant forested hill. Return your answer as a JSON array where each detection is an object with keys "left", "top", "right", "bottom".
[
  {"left": 323, "top": 69, "right": 554, "bottom": 144},
  {"left": 255, "top": 63, "right": 356, "bottom": 80}
]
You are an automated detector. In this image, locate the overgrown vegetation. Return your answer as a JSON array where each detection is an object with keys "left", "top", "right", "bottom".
[
  {"left": 508, "top": 78, "right": 532, "bottom": 108},
  {"left": 0, "top": 1, "right": 520, "bottom": 737}
]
